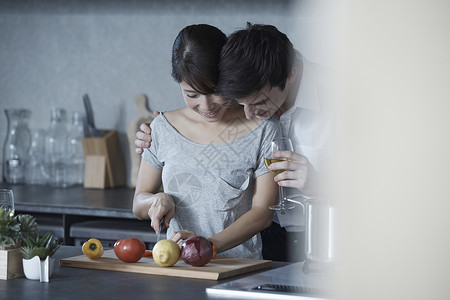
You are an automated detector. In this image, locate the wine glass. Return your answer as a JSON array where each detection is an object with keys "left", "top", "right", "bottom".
[
  {"left": 264, "top": 137, "right": 296, "bottom": 213},
  {"left": 0, "top": 188, "right": 15, "bottom": 217}
]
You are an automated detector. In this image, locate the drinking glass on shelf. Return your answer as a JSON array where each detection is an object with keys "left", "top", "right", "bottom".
[
  {"left": 264, "top": 137, "right": 296, "bottom": 213},
  {"left": 0, "top": 188, "right": 15, "bottom": 217}
]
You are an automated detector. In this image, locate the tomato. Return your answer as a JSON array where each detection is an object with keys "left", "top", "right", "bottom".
[
  {"left": 114, "top": 238, "right": 146, "bottom": 263},
  {"left": 143, "top": 250, "right": 153, "bottom": 258}
]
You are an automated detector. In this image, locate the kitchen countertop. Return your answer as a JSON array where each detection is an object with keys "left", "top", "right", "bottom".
[
  {"left": 0, "top": 246, "right": 288, "bottom": 300},
  {"left": 0, "top": 184, "right": 156, "bottom": 246},
  {"left": 2, "top": 184, "right": 135, "bottom": 219}
]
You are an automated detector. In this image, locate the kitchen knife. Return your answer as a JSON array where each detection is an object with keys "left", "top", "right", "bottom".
[
  {"left": 156, "top": 218, "right": 165, "bottom": 243},
  {"left": 83, "top": 94, "right": 102, "bottom": 137}
]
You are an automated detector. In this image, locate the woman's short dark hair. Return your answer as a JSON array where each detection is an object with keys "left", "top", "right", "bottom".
[
  {"left": 215, "top": 23, "right": 295, "bottom": 100},
  {"left": 171, "top": 24, "right": 227, "bottom": 95}
]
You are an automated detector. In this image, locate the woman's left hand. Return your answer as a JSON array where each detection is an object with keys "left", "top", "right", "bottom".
[
  {"left": 169, "top": 230, "right": 196, "bottom": 247},
  {"left": 269, "top": 150, "right": 316, "bottom": 192}
]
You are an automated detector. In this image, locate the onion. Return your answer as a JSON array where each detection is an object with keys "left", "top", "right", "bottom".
[{"left": 181, "top": 236, "right": 213, "bottom": 267}]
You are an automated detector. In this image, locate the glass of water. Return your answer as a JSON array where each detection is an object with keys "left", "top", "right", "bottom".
[{"left": 0, "top": 188, "right": 15, "bottom": 217}]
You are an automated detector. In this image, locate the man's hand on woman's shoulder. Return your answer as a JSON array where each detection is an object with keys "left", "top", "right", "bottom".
[{"left": 134, "top": 111, "right": 160, "bottom": 154}]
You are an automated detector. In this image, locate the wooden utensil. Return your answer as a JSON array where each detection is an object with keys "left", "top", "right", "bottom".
[{"left": 126, "top": 94, "right": 155, "bottom": 188}]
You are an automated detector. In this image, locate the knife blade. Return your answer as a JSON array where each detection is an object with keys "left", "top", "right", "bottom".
[{"left": 156, "top": 218, "right": 165, "bottom": 243}]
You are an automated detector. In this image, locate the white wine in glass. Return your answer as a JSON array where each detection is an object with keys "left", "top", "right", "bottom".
[
  {"left": 264, "top": 158, "right": 288, "bottom": 176},
  {"left": 265, "top": 137, "right": 295, "bottom": 213},
  {"left": 0, "top": 188, "right": 15, "bottom": 217}
]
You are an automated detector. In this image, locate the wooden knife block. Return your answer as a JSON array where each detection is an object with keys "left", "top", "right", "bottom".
[{"left": 81, "top": 130, "right": 126, "bottom": 189}]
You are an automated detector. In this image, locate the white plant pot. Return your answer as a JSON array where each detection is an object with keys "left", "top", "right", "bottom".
[{"left": 22, "top": 256, "right": 55, "bottom": 282}]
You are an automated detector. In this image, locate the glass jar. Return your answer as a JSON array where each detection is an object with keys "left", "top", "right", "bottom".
[
  {"left": 66, "top": 112, "right": 85, "bottom": 186},
  {"left": 2, "top": 109, "right": 31, "bottom": 184},
  {"left": 44, "top": 108, "right": 69, "bottom": 188}
]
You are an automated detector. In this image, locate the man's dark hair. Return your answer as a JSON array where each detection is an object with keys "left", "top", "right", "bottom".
[
  {"left": 215, "top": 23, "right": 295, "bottom": 100},
  {"left": 171, "top": 24, "right": 227, "bottom": 95}
]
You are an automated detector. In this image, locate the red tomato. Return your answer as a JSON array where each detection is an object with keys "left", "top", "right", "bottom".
[{"left": 114, "top": 238, "right": 146, "bottom": 263}]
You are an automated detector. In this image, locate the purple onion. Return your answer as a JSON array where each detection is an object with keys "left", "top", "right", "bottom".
[{"left": 181, "top": 236, "right": 213, "bottom": 267}]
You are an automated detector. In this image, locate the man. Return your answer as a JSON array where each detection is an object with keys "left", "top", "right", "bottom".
[{"left": 135, "top": 23, "right": 332, "bottom": 262}]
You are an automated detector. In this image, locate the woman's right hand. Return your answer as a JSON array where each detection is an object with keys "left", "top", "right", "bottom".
[{"left": 147, "top": 192, "right": 175, "bottom": 234}]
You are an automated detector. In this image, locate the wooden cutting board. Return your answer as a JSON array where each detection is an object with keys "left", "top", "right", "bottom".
[{"left": 60, "top": 249, "right": 272, "bottom": 280}]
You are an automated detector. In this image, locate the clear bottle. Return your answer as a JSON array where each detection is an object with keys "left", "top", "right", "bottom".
[
  {"left": 44, "top": 108, "right": 69, "bottom": 188},
  {"left": 25, "top": 129, "right": 48, "bottom": 185},
  {"left": 66, "top": 112, "right": 85, "bottom": 186},
  {"left": 3, "top": 109, "right": 31, "bottom": 184}
]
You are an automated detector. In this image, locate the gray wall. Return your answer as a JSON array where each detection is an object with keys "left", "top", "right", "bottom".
[{"left": 0, "top": 0, "right": 331, "bottom": 184}]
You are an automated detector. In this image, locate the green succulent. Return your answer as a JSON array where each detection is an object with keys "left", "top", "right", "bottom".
[
  {"left": 20, "top": 232, "right": 61, "bottom": 260},
  {"left": 0, "top": 207, "right": 60, "bottom": 260},
  {"left": 17, "top": 214, "right": 39, "bottom": 239},
  {"left": 0, "top": 208, "right": 38, "bottom": 248}
]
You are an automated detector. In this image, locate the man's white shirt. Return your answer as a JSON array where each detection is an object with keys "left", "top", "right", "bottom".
[{"left": 275, "top": 53, "right": 333, "bottom": 232}]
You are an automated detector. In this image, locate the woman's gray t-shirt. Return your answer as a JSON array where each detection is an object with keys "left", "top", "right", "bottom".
[{"left": 142, "top": 113, "right": 281, "bottom": 259}]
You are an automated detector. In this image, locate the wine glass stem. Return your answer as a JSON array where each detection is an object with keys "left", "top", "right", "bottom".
[{"left": 279, "top": 186, "right": 286, "bottom": 214}]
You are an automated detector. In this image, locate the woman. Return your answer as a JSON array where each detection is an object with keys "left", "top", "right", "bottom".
[{"left": 133, "top": 24, "right": 280, "bottom": 259}]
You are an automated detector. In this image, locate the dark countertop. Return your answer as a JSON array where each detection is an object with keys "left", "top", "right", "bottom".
[
  {"left": 0, "top": 246, "right": 288, "bottom": 300},
  {"left": 1, "top": 184, "right": 136, "bottom": 219}
]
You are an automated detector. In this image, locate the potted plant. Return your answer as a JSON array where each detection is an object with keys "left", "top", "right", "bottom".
[
  {"left": 0, "top": 207, "right": 39, "bottom": 280},
  {"left": 20, "top": 232, "right": 61, "bottom": 282},
  {"left": 0, "top": 207, "right": 61, "bottom": 281},
  {"left": 0, "top": 208, "right": 39, "bottom": 250}
]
